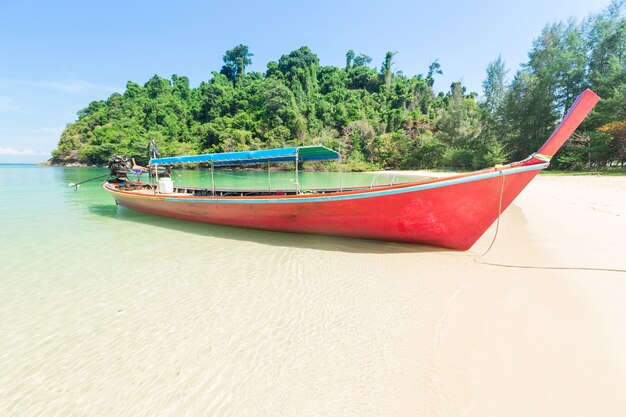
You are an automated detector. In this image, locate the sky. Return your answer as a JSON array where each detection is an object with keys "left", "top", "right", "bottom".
[{"left": 0, "top": 0, "right": 613, "bottom": 163}]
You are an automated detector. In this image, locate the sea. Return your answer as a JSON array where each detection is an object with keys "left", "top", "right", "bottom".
[
  {"left": 0, "top": 164, "right": 444, "bottom": 416},
  {"left": 3, "top": 164, "right": 626, "bottom": 416}
]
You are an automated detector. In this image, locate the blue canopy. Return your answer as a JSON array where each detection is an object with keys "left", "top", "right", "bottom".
[{"left": 150, "top": 145, "right": 339, "bottom": 166}]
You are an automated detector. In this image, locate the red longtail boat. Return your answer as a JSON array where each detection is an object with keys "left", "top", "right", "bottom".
[{"left": 103, "top": 89, "right": 599, "bottom": 250}]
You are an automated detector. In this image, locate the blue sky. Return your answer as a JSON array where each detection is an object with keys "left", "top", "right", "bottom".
[{"left": 0, "top": 0, "right": 612, "bottom": 163}]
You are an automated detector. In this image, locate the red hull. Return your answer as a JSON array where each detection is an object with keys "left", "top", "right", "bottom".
[
  {"left": 103, "top": 90, "right": 600, "bottom": 250},
  {"left": 105, "top": 165, "right": 539, "bottom": 250}
]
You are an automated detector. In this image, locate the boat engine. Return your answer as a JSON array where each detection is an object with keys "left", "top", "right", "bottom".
[{"left": 108, "top": 155, "right": 132, "bottom": 179}]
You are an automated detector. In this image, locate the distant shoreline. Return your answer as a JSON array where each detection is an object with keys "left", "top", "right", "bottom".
[{"left": 22, "top": 161, "right": 625, "bottom": 176}]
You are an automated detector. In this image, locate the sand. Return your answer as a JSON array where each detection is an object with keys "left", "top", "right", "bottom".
[
  {"left": 429, "top": 175, "right": 626, "bottom": 416},
  {"left": 1, "top": 174, "right": 625, "bottom": 416}
]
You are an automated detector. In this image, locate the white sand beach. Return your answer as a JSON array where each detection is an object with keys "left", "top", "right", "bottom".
[{"left": 1, "top": 174, "right": 625, "bottom": 416}]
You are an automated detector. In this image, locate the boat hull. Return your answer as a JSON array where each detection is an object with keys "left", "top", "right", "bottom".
[
  {"left": 105, "top": 164, "right": 542, "bottom": 250},
  {"left": 102, "top": 89, "right": 601, "bottom": 250}
]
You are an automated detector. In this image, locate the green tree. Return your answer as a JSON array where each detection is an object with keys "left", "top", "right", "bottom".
[
  {"left": 51, "top": 5, "right": 625, "bottom": 173},
  {"left": 345, "top": 50, "right": 355, "bottom": 69},
  {"left": 381, "top": 51, "right": 397, "bottom": 90},
  {"left": 426, "top": 60, "right": 442, "bottom": 87},
  {"left": 482, "top": 56, "right": 507, "bottom": 114},
  {"left": 354, "top": 54, "right": 372, "bottom": 67},
  {"left": 220, "top": 44, "right": 253, "bottom": 85}
]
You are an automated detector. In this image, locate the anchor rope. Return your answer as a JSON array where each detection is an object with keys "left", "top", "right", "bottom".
[
  {"left": 68, "top": 173, "right": 110, "bottom": 190},
  {"left": 473, "top": 168, "right": 626, "bottom": 274},
  {"left": 478, "top": 169, "right": 505, "bottom": 257}
]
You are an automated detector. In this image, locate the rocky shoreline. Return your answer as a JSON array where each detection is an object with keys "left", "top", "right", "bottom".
[{"left": 39, "top": 160, "right": 100, "bottom": 167}]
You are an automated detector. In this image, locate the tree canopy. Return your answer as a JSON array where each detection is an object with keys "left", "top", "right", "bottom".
[{"left": 52, "top": 1, "right": 625, "bottom": 171}]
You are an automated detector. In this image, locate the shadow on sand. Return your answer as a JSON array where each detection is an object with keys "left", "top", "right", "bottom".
[{"left": 88, "top": 203, "right": 449, "bottom": 255}]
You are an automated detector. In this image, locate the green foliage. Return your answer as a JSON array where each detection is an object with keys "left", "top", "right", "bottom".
[
  {"left": 220, "top": 44, "right": 253, "bottom": 85},
  {"left": 476, "top": 139, "right": 509, "bottom": 167},
  {"left": 482, "top": 55, "right": 507, "bottom": 114},
  {"left": 443, "top": 147, "right": 475, "bottom": 169},
  {"left": 588, "top": 132, "right": 617, "bottom": 167},
  {"left": 381, "top": 51, "right": 397, "bottom": 90},
  {"left": 404, "top": 134, "right": 446, "bottom": 169},
  {"left": 492, "top": 0, "right": 625, "bottom": 168},
  {"left": 53, "top": 5, "right": 625, "bottom": 173}
]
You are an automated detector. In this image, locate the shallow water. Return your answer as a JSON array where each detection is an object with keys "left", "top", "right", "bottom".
[
  {"left": 2, "top": 165, "right": 626, "bottom": 417},
  {"left": 1, "top": 165, "right": 441, "bottom": 416}
]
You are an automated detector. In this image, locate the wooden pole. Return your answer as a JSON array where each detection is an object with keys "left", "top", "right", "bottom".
[
  {"left": 211, "top": 162, "right": 215, "bottom": 195},
  {"left": 295, "top": 154, "right": 300, "bottom": 193}
]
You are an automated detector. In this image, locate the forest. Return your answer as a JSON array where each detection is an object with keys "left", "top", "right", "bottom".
[{"left": 51, "top": 1, "right": 625, "bottom": 171}]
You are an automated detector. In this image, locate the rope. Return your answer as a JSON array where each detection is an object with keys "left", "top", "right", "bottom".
[
  {"left": 478, "top": 169, "right": 505, "bottom": 257},
  {"left": 473, "top": 259, "right": 626, "bottom": 273},
  {"left": 74, "top": 173, "right": 110, "bottom": 185},
  {"left": 474, "top": 168, "right": 626, "bottom": 274},
  {"left": 68, "top": 173, "right": 110, "bottom": 190}
]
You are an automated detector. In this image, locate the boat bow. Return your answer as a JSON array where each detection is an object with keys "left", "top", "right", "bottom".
[{"left": 527, "top": 89, "right": 600, "bottom": 165}]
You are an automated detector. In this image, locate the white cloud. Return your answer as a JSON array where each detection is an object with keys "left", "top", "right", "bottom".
[
  {"left": 0, "top": 96, "right": 22, "bottom": 113},
  {"left": 39, "top": 79, "right": 119, "bottom": 94},
  {"left": 39, "top": 126, "right": 65, "bottom": 134},
  {"left": 0, "top": 147, "right": 47, "bottom": 156},
  {"left": 0, "top": 78, "right": 120, "bottom": 94}
]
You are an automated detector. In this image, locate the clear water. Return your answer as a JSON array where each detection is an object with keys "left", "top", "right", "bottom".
[
  {"left": 1, "top": 165, "right": 445, "bottom": 416},
  {"left": 0, "top": 164, "right": 425, "bottom": 260},
  {"left": 4, "top": 165, "right": 625, "bottom": 416},
  {"left": 0, "top": 165, "right": 429, "bottom": 282}
]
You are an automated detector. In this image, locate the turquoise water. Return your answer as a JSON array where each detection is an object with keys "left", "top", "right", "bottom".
[
  {"left": 0, "top": 165, "right": 422, "bottom": 267},
  {"left": 7, "top": 165, "right": 624, "bottom": 416},
  {"left": 0, "top": 165, "right": 429, "bottom": 280},
  {"left": 1, "top": 164, "right": 442, "bottom": 416},
  {"left": 0, "top": 165, "right": 426, "bottom": 280}
]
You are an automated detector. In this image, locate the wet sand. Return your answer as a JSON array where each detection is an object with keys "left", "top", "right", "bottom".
[{"left": 1, "top": 174, "right": 626, "bottom": 416}]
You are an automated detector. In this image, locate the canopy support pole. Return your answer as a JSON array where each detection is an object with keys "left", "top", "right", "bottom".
[
  {"left": 267, "top": 162, "right": 271, "bottom": 191},
  {"left": 339, "top": 157, "right": 343, "bottom": 192},
  {"left": 211, "top": 162, "right": 215, "bottom": 195},
  {"left": 154, "top": 164, "right": 159, "bottom": 194},
  {"left": 338, "top": 145, "right": 343, "bottom": 192},
  {"left": 295, "top": 154, "right": 300, "bottom": 194}
]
